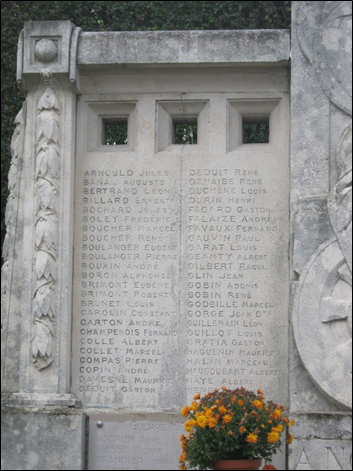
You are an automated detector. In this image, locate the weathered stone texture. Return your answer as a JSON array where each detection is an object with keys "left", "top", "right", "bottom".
[{"left": 1, "top": 409, "right": 85, "bottom": 470}]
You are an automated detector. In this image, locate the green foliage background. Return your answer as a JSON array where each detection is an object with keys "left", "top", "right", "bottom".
[{"left": 1, "top": 1, "right": 291, "bottom": 254}]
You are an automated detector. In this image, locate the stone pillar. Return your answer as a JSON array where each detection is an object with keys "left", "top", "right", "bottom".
[
  {"left": 290, "top": 2, "right": 352, "bottom": 469},
  {"left": 1, "top": 21, "right": 85, "bottom": 470}
]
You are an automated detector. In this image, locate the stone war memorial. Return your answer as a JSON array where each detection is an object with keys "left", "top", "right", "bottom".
[{"left": 1, "top": 2, "right": 351, "bottom": 470}]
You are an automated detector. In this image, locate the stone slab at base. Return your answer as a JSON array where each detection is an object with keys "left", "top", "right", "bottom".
[
  {"left": 1, "top": 408, "right": 86, "bottom": 470},
  {"left": 288, "top": 412, "right": 352, "bottom": 470}
]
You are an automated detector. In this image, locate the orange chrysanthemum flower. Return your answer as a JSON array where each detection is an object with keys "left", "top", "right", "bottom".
[
  {"left": 208, "top": 417, "right": 218, "bottom": 428},
  {"left": 197, "top": 415, "right": 208, "bottom": 428},
  {"left": 263, "top": 465, "right": 277, "bottom": 470},
  {"left": 218, "top": 406, "right": 227, "bottom": 414},
  {"left": 222, "top": 386, "right": 227, "bottom": 391},
  {"left": 238, "top": 400, "right": 244, "bottom": 406},
  {"left": 232, "top": 396, "right": 236, "bottom": 404},
  {"left": 287, "top": 433, "right": 294, "bottom": 444},
  {"left": 194, "top": 393, "right": 200, "bottom": 400},
  {"left": 181, "top": 406, "right": 189, "bottom": 418},
  {"left": 239, "top": 426, "right": 247, "bottom": 434},
  {"left": 258, "top": 389, "right": 264, "bottom": 395},
  {"left": 179, "top": 452, "right": 186, "bottom": 463},
  {"left": 222, "top": 414, "right": 232, "bottom": 424},
  {"left": 246, "top": 433, "right": 258, "bottom": 444},
  {"left": 253, "top": 400, "right": 263, "bottom": 409},
  {"left": 270, "top": 409, "right": 282, "bottom": 420},
  {"left": 290, "top": 419, "right": 295, "bottom": 427},
  {"left": 179, "top": 465, "right": 187, "bottom": 470},
  {"left": 268, "top": 432, "right": 280, "bottom": 444}
]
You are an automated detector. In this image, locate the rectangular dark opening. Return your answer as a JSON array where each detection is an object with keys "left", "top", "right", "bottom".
[
  {"left": 173, "top": 117, "right": 198, "bottom": 144},
  {"left": 102, "top": 118, "right": 128, "bottom": 145},
  {"left": 243, "top": 116, "right": 269, "bottom": 144}
]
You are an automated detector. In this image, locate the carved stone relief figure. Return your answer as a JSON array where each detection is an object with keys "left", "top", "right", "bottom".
[{"left": 293, "top": 1, "right": 352, "bottom": 409}]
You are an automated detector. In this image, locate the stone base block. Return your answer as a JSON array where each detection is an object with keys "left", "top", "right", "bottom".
[
  {"left": 288, "top": 412, "right": 352, "bottom": 470},
  {"left": 289, "top": 439, "right": 352, "bottom": 470},
  {"left": 1, "top": 408, "right": 86, "bottom": 470}
]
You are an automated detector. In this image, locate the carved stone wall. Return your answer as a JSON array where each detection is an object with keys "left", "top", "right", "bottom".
[
  {"left": 290, "top": 1, "right": 352, "bottom": 469},
  {"left": 1, "top": 107, "right": 25, "bottom": 393}
]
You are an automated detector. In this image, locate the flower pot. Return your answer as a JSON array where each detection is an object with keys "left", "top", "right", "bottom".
[{"left": 213, "top": 458, "right": 262, "bottom": 470}]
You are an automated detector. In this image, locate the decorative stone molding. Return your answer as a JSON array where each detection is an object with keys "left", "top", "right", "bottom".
[
  {"left": 17, "top": 21, "right": 81, "bottom": 91},
  {"left": 1, "top": 108, "right": 24, "bottom": 355},
  {"left": 31, "top": 68, "right": 61, "bottom": 370}
]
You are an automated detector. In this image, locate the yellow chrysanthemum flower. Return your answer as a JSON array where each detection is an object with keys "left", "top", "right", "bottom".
[
  {"left": 180, "top": 434, "right": 186, "bottom": 442},
  {"left": 179, "top": 465, "right": 186, "bottom": 471},
  {"left": 287, "top": 433, "right": 294, "bottom": 444},
  {"left": 184, "top": 421, "right": 192, "bottom": 432},
  {"left": 246, "top": 433, "right": 258, "bottom": 444},
  {"left": 222, "top": 414, "right": 232, "bottom": 424},
  {"left": 290, "top": 419, "right": 295, "bottom": 427},
  {"left": 261, "top": 424, "right": 265, "bottom": 429},
  {"left": 190, "top": 401, "right": 199, "bottom": 412},
  {"left": 275, "top": 424, "right": 284, "bottom": 433},
  {"left": 239, "top": 426, "right": 247, "bottom": 434},
  {"left": 181, "top": 406, "right": 189, "bottom": 418},
  {"left": 268, "top": 432, "right": 280, "bottom": 444},
  {"left": 253, "top": 400, "right": 263, "bottom": 409},
  {"left": 205, "top": 409, "right": 214, "bottom": 419},
  {"left": 196, "top": 415, "right": 208, "bottom": 428}
]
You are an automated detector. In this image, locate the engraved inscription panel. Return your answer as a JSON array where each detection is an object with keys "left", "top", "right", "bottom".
[
  {"left": 88, "top": 415, "right": 184, "bottom": 471},
  {"left": 182, "top": 159, "right": 289, "bottom": 402},
  {"left": 72, "top": 80, "right": 289, "bottom": 408}
]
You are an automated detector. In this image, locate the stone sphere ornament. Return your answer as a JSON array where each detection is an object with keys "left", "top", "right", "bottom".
[{"left": 34, "top": 38, "right": 58, "bottom": 63}]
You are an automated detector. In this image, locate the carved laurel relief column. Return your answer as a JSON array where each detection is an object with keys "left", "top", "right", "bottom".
[
  {"left": 5, "top": 21, "right": 82, "bottom": 405},
  {"left": 32, "top": 69, "right": 60, "bottom": 370}
]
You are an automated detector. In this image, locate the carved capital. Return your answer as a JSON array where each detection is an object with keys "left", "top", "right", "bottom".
[{"left": 17, "top": 21, "right": 81, "bottom": 91}]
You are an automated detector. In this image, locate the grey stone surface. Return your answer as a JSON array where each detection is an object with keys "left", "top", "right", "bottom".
[
  {"left": 78, "top": 30, "right": 290, "bottom": 67},
  {"left": 289, "top": 439, "right": 352, "bottom": 470},
  {"left": 71, "top": 65, "right": 290, "bottom": 409},
  {"left": 289, "top": 412, "right": 352, "bottom": 441},
  {"left": 1, "top": 409, "right": 86, "bottom": 470},
  {"left": 88, "top": 413, "right": 184, "bottom": 470},
  {"left": 291, "top": 0, "right": 352, "bottom": 412},
  {"left": 1, "top": 106, "right": 25, "bottom": 394},
  {"left": 2, "top": 7, "right": 352, "bottom": 470}
]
